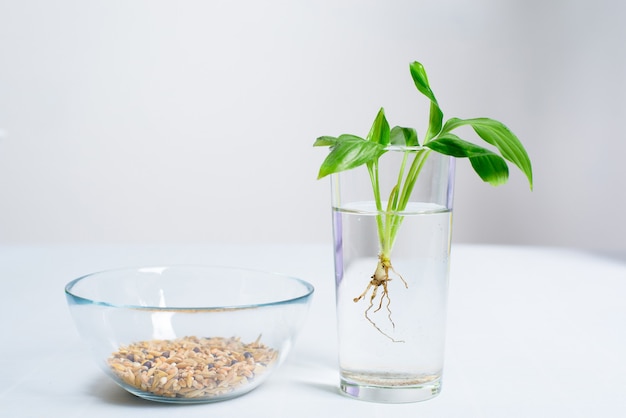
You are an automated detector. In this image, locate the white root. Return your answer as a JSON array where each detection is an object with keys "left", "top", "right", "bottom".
[{"left": 353, "top": 255, "right": 408, "bottom": 342}]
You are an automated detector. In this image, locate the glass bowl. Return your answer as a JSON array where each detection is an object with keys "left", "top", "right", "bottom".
[{"left": 65, "top": 265, "right": 314, "bottom": 403}]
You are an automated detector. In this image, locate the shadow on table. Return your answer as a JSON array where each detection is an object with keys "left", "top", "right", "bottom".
[
  {"left": 590, "top": 249, "right": 626, "bottom": 264},
  {"left": 293, "top": 380, "right": 341, "bottom": 397},
  {"left": 85, "top": 374, "right": 339, "bottom": 407},
  {"left": 87, "top": 377, "right": 178, "bottom": 408}
]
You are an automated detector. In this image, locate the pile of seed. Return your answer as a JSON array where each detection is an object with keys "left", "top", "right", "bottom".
[{"left": 107, "top": 335, "right": 278, "bottom": 399}]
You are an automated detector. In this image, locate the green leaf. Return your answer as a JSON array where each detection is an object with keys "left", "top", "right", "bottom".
[
  {"left": 313, "top": 136, "right": 338, "bottom": 147},
  {"left": 425, "top": 133, "right": 509, "bottom": 186},
  {"left": 409, "top": 61, "right": 443, "bottom": 142},
  {"left": 442, "top": 117, "right": 533, "bottom": 189},
  {"left": 409, "top": 61, "right": 438, "bottom": 104},
  {"left": 425, "top": 133, "right": 492, "bottom": 157},
  {"left": 366, "top": 108, "right": 390, "bottom": 146},
  {"left": 468, "top": 155, "right": 509, "bottom": 186},
  {"left": 316, "top": 135, "right": 386, "bottom": 179},
  {"left": 390, "top": 126, "right": 419, "bottom": 146},
  {"left": 425, "top": 103, "right": 444, "bottom": 142}
]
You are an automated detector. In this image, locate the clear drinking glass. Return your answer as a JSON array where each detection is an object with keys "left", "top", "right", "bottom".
[{"left": 331, "top": 148, "right": 455, "bottom": 403}]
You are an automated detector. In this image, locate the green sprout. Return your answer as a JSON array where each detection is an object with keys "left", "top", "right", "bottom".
[{"left": 314, "top": 61, "right": 533, "bottom": 339}]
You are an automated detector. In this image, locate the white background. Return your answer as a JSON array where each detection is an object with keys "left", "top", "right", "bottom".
[{"left": 1, "top": 0, "right": 625, "bottom": 254}]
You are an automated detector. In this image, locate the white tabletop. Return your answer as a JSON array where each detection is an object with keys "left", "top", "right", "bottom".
[{"left": 1, "top": 243, "right": 625, "bottom": 417}]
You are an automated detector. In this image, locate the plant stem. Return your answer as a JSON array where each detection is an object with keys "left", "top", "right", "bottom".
[
  {"left": 377, "top": 148, "right": 432, "bottom": 259},
  {"left": 367, "top": 160, "right": 385, "bottom": 250},
  {"left": 382, "top": 151, "right": 407, "bottom": 255}
]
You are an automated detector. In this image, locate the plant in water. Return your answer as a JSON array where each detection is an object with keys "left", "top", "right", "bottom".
[{"left": 314, "top": 61, "right": 533, "bottom": 341}]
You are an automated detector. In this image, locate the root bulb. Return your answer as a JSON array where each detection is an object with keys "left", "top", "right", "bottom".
[{"left": 353, "top": 255, "right": 408, "bottom": 342}]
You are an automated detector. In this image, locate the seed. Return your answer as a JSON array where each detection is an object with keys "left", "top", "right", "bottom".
[
  {"left": 107, "top": 336, "right": 277, "bottom": 399},
  {"left": 111, "top": 362, "right": 126, "bottom": 372}
]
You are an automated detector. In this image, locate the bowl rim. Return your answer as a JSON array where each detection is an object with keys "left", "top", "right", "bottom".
[{"left": 64, "top": 264, "right": 315, "bottom": 312}]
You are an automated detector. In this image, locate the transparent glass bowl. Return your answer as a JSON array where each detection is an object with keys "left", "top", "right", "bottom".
[{"left": 65, "top": 265, "right": 314, "bottom": 403}]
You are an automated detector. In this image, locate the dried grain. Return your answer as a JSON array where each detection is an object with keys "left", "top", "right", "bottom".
[{"left": 107, "top": 336, "right": 278, "bottom": 399}]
